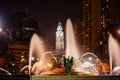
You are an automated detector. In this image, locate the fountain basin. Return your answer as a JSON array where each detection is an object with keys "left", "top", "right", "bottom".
[{"left": 31, "top": 75, "right": 120, "bottom": 80}]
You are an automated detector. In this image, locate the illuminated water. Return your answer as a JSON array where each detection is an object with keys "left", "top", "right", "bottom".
[
  {"left": 78, "top": 52, "right": 103, "bottom": 75},
  {"left": 31, "top": 51, "right": 58, "bottom": 75},
  {"left": 65, "top": 19, "right": 101, "bottom": 75},
  {"left": 80, "top": 52, "right": 102, "bottom": 65},
  {"left": 20, "top": 65, "right": 29, "bottom": 73},
  {"left": 29, "top": 33, "right": 47, "bottom": 74},
  {"left": 108, "top": 34, "right": 120, "bottom": 75},
  {"left": 0, "top": 68, "right": 11, "bottom": 75},
  {"left": 65, "top": 19, "right": 80, "bottom": 69}
]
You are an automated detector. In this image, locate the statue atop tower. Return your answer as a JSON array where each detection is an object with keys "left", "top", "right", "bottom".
[{"left": 56, "top": 20, "right": 64, "bottom": 50}]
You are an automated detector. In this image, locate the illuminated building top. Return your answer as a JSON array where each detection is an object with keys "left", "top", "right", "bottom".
[{"left": 56, "top": 21, "right": 63, "bottom": 36}]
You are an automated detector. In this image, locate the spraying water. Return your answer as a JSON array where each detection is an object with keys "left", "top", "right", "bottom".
[
  {"left": 0, "top": 68, "right": 11, "bottom": 75},
  {"left": 28, "top": 19, "right": 102, "bottom": 75},
  {"left": 20, "top": 65, "right": 29, "bottom": 73},
  {"left": 108, "top": 34, "right": 120, "bottom": 74},
  {"left": 29, "top": 33, "right": 47, "bottom": 74},
  {"left": 31, "top": 51, "right": 58, "bottom": 74},
  {"left": 78, "top": 52, "right": 103, "bottom": 74},
  {"left": 80, "top": 52, "right": 102, "bottom": 65},
  {"left": 65, "top": 19, "right": 80, "bottom": 68}
]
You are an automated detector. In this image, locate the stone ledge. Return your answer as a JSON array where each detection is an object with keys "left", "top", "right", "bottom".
[{"left": 0, "top": 75, "right": 119, "bottom": 80}]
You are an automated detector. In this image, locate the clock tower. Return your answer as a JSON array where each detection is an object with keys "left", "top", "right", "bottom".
[{"left": 56, "top": 21, "right": 64, "bottom": 50}]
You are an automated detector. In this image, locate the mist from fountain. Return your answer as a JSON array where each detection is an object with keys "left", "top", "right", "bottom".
[{"left": 108, "top": 34, "right": 120, "bottom": 75}]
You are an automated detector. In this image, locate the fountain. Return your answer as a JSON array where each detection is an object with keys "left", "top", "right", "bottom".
[
  {"left": 78, "top": 52, "right": 103, "bottom": 75},
  {"left": 28, "top": 33, "right": 59, "bottom": 75},
  {"left": 65, "top": 19, "right": 103, "bottom": 75},
  {"left": 28, "top": 19, "right": 81, "bottom": 75},
  {"left": 108, "top": 34, "right": 120, "bottom": 75},
  {"left": 28, "top": 19, "right": 103, "bottom": 76},
  {"left": 31, "top": 51, "right": 58, "bottom": 75},
  {"left": 1, "top": 19, "right": 120, "bottom": 80},
  {"left": 20, "top": 65, "right": 29, "bottom": 74},
  {"left": 65, "top": 19, "right": 80, "bottom": 59},
  {"left": 29, "top": 33, "right": 48, "bottom": 74},
  {"left": 0, "top": 68, "right": 11, "bottom": 75},
  {"left": 65, "top": 19, "right": 81, "bottom": 69}
]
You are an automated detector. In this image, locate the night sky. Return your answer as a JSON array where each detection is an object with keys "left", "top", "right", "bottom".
[{"left": 0, "top": 0, "right": 82, "bottom": 45}]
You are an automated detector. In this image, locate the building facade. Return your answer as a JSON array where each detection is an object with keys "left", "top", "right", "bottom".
[
  {"left": 74, "top": 19, "right": 84, "bottom": 53},
  {"left": 83, "top": 0, "right": 111, "bottom": 54},
  {"left": 11, "top": 12, "right": 39, "bottom": 42},
  {"left": 7, "top": 42, "right": 29, "bottom": 73}
]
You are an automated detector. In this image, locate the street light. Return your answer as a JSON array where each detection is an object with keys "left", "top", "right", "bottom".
[
  {"left": 0, "top": 28, "right": 2, "bottom": 32},
  {"left": 88, "top": 57, "right": 92, "bottom": 61},
  {"left": 31, "top": 57, "right": 35, "bottom": 61}
]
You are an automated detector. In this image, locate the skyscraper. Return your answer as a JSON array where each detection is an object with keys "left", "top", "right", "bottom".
[
  {"left": 83, "top": 0, "right": 111, "bottom": 53},
  {"left": 74, "top": 19, "right": 84, "bottom": 53},
  {"left": 56, "top": 21, "right": 64, "bottom": 50},
  {"left": 11, "top": 12, "right": 39, "bottom": 42}
]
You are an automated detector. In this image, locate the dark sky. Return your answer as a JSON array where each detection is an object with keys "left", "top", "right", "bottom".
[{"left": 0, "top": 0, "right": 83, "bottom": 45}]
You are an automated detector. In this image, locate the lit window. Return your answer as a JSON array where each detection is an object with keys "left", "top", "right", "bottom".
[
  {"left": 106, "top": 5, "right": 109, "bottom": 8},
  {"left": 87, "top": 48, "right": 90, "bottom": 51},
  {"left": 86, "top": 4, "right": 89, "bottom": 7},
  {"left": 86, "top": 34, "right": 89, "bottom": 37},
  {"left": 25, "top": 27, "right": 34, "bottom": 30},
  {"left": 103, "top": 25, "right": 105, "bottom": 27},
  {"left": 104, "top": 37, "right": 106, "bottom": 39},
  {"left": 107, "top": 31, "right": 110, "bottom": 35},
  {"left": 82, "top": 32, "right": 84, "bottom": 34},
  {"left": 100, "top": 41, "right": 102, "bottom": 45},
  {"left": 102, "top": 8, "right": 104, "bottom": 11},
  {"left": 103, "top": 32, "right": 105, "bottom": 35},
  {"left": 106, "top": 0, "right": 109, "bottom": 2},
  {"left": 105, "top": 50, "right": 108, "bottom": 53},
  {"left": 82, "top": 45, "right": 84, "bottom": 47}
]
